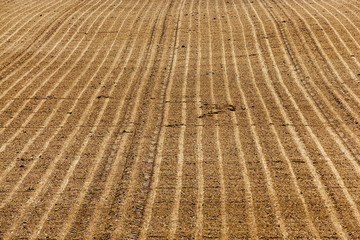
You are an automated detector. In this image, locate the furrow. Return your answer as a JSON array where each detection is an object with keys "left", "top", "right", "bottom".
[
  {"left": 0, "top": 0, "right": 120, "bottom": 188},
  {"left": 0, "top": 0, "right": 132, "bottom": 237},
  {"left": 168, "top": 0, "right": 195, "bottom": 238},
  {"left": 238, "top": 0, "right": 348, "bottom": 238},
  {"left": 0, "top": 0, "right": 32, "bottom": 19},
  {"left": 34, "top": 1, "right": 159, "bottom": 236},
  {"left": 0, "top": 0, "right": 77, "bottom": 67},
  {"left": 338, "top": 0, "right": 360, "bottom": 11},
  {"left": 194, "top": 1, "right": 204, "bottom": 238},
  {"left": 314, "top": 0, "right": 360, "bottom": 50},
  {"left": 256, "top": 0, "right": 360, "bottom": 236},
  {"left": 225, "top": 0, "right": 320, "bottom": 237},
  {"left": 264, "top": 0, "right": 360, "bottom": 160},
  {"left": 85, "top": 1, "right": 179, "bottom": 238},
  {"left": 3, "top": 0, "right": 360, "bottom": 238},
  {"left": 0, "top": 0, "right": 114, "bottom": 154},
  {"left": 276, "top": 0, "right": 360, "bottom": 110},
  {"left": 75, "top": 1, "right": 176, "bottom": 239},
  {"left": 221, "top": 0, "right": 289, "bottom": 238},
  {"left": 265, "top": 0, "right": 360, "bottom": 181},
  {"left": 326, "top": 0, "right": 360, "bottom": 34},
  {"left": 46, "top": 0, "right": 161, "bottom": 238},
  {"left": 0, "top": 0, "right": 98, "bottom": 92},
  {"left": 0, "top": 0, "right": 58, "bottom": 40},
  {"left": 296, "top": 0, "right": 360, "bottom": 78},
  {"left": 0, "top": 0, "right": 48, "bottom": 36},
  {"left": 205, "top": 0, "right": 229, "bottom": 238},
  {"left": 262, "top": 0, "right": 360, "bottom": 232},
  {"left": 137, "top": 1, "right": 186, "bottom": 238}
]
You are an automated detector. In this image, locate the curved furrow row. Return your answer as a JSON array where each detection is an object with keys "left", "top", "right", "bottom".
[
  {"left": 29, "top": 1, "right": 159, "bottom": 238},
  {"left": 277, "top": 1, "right": 360, "bottom": 109},
  {"left": 269, "top": 0, "right": 360, "bottom": 163},
  {"left": 2, "top": 0, "right": 360, "bottom": 238},
  {"left": 234, "top": 1, "right": 291, "bottom": 238},
  {"left": 291, "top": 0, "right": 360, "bottom": 127},
  {"left": 0, "top": 0, "right": 48, "bottom": 34},
  {"left": 231, "top": 1, "right": 318, "bottom": 237},
  {"left": 92, "top": 1, "right": 184, "bottom": 238},
  {"left": 265, "top": 0, "right": 360, "bottom": 225},
  {"left": 264, "top": 0, "right": 360, "bottom": 175},
  {"left": 0, "top": 0, "right": 99, "bottom": 85},
  {"left": 338, "top": 0, "right": 360, "bottom": 12},
  {"left": 238, "top": 0, "right": 352, "bottom": 238},
  {"left": 258, "top": 0, "right": 360, "bottom": 235},
  {"left": 295, "top": 0, "right": 360, "bottom": 81},
  {"left": 226, "top": 1, "right": 291, "bottom": 237},
  {"left": 167, "top": 0, "right": 195, "bottom": 238},
  {"left": 264, "top": 0, "right": 360, "bottom": 178},
  {"left": 80, "top": 0, "right": 178, "bottom": 238},
  {"left": 219, "top": 1, "right": 266, "bottom": 238},
  {"left": 0, "top": 0, "right": 134, "bottom": 237},
  {"left": 0, "top": 0, "right": 118, "bottom": 119},
  {"left": 45, "top": 0, "right": 166, "bottom": 238},
  {"left": 0, "top": 0, "right": 119, "bottom": 155},
  {"left": 0, "top": 0, "right": 128, "bottom": 210},
  {"left": 200, "top": 2, "right": 234, "bottom": 238},
  {"left": 0, "top": 0, "right": 79, "bottom": 67},
  {"left": 263, "top": 0, "right": 360, "bottom": 162},
  {"left": 217, "top": 0, "right": 291, "bottom": 237},
  {"left": 101, "top": 5, "right": 176, "bottom": 239},
  {"left": 0, "top": 0, "right": 58, "bottom": 39},
  {"left": 323, "top": 2, "right": 360, "bottom": 53},
  {"left": 0, "top": 0, "right": 99, "bottom": 99},
  {"left": 169, "top": 8, "right": 200, "bottom": 236},
  {"left": 265, "top": 2, "right": 360, "bottom": 235},
  {"left": 269, "top": 0, "right": 360, "bottom": 183},
  {"left": 194, "top": 1, "right": 205, "bottom": 237},
  {"left": 314, "top": 0, "right": 360, "bottom": 50},
  {"left": 268, "top": 0, "right": 360, "bottom": 154},
  {"left": 327, "top": 0, "right": 360, "bottom": 29},
  {"left": 0, "top": 0, "right": 30, "bottom": 18},
  {"left": 205, "top": 0, "right": 229, "bottom": 238},
  {"left": 136, "top": 0, "right": 189, "bottom": 238},
  {"left": 0, "top": 0, "right": 124, "bottom": 186},
  {"left": 260, "top": 0, "right": 360, "bottom": 236},
  {"left": 2, "top": 0, "right": 119, "bottom": 201},
  {"left": 88, "top": 5, "right": 175, "bottom": 239},
  {"left": 186, "top": 1, "right": 227, "bottom": 238},
  {"left": 0, "top": 0, "right": 73, "bottom": 47},
  {"left": 223, "top": 0, "right": 320, "bottom": 237}
]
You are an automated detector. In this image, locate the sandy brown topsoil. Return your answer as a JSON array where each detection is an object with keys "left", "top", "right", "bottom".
[{"left": 1, "top": 0, "right": 360, "bottom": 239}]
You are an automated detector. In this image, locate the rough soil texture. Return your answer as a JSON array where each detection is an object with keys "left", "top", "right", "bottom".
[{"left": 1, "top": 0, "right": 360, "bottom": 239}]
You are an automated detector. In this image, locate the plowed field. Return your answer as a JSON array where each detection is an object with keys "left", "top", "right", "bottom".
[{"left": 1, "top": 0, "right": 360, "bottom": 239}]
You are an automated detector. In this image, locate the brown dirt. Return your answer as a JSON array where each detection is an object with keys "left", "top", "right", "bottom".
[{"left": 1, "top": 0, "right": 360, "bottom": 239}]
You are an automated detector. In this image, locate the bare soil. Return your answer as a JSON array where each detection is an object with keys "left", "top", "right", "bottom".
[{"left": 1, "top": 0, "right": 360, "bottom": 239}]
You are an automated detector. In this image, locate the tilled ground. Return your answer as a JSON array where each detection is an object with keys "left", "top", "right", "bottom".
[{"left": 1, "top": 0, "right": 360, "bottom": 239}]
